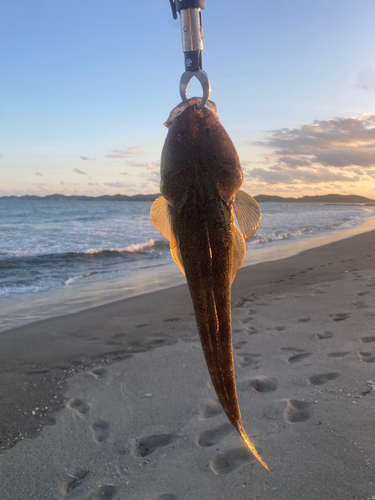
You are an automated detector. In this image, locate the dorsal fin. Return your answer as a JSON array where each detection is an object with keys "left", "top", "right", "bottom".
[
  {"left": 150, "top": 196, "right": 177, "bottom": 249},
  {"left": 233, "top": 190, "right": 262, "bottom": 242}
]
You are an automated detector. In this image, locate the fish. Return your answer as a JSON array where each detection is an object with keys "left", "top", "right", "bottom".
[{"left": 150, "top": 97, "right": 268, "bottom": 470}]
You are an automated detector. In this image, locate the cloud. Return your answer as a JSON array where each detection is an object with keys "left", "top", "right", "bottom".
[
  {"left": 256, "top": 114, "right": 375, "bottom": 169},
  {"left": 278, "top": 156, "right": 312, "bottom": 168},
  {"left": 357, "top": 69, "right": 375, "bottom": 91},
  {"left": 119, "top": 171, "right": 128, "bottom": 175},
  {"left": 250, "top": 166, "right": 359, "bottom": 185},
  {"left": 35, "top": 171, "right": 43, "bottom": 176},
  {"left": 73, "top": 168, "right": 86, "bottom": 175},
  {"left": 105, "top": 146, "right": 142, "bottom": 159},
  {"left": 88, "top": 182, "right": 99, "bottom": 186},
  {"left": 104, "top": 181, "right": 128, "bottom": 188},
  {"left": 80, "top": 156, "right": 95, "bottom": 161},
  {"left": 124, "top": 160, "right": 159, "bottom": 170},
  {"left": 60, "top": 181, "right": 65, "bottom": 185}
]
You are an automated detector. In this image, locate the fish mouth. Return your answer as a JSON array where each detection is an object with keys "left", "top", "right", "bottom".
[{"left": 163, "top": 98, "right": 219, "bottom": 128}]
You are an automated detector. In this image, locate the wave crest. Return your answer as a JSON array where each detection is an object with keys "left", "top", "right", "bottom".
[{"left": 83, "top": 239, "right": 169, "bottom": 256}]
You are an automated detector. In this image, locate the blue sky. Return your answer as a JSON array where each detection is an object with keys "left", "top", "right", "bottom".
[{"left": 1, "top": 0, "right": 375, "bottom": 197}]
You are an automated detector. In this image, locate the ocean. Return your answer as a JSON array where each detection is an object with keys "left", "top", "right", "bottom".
[{"left": 1, "top": 199, "right": 375, "bottom": 331}]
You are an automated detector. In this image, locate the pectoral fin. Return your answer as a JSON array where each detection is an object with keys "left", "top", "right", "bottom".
[
  {"left": 233, "top": 190, "right": 262, "bottom": 242},
  {"left": 150, "top": 196, "right": 178, "bottom": 249},
  {"left": 231, "top": 225, "right": 246, "bottom": 283},
  {"left": 150, "top": 196, "right": 185, "bottom": 275},
  {"left": 170, "top": 244, "right": 185, "bottom": 275}
]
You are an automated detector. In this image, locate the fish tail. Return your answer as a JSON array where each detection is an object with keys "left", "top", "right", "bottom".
[{"left": 237, "top": 425, "right": 270, "bottom": 471}]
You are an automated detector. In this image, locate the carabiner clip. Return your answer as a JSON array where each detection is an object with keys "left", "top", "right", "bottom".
[
  {"left": 170, "top": 0, "right": 211, "bottom": 109},
  {"left": 180, "top": 70, "right": 211, "bottom": 109}
]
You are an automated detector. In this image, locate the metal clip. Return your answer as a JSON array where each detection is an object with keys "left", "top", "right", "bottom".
[
  {"left": 180, "top": 70, "right": 211, "bottom": 109},
  {"left": 169, "top": 0, "right": 210, "bottom": 108}
]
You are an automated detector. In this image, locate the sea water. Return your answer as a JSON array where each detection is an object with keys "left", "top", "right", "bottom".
[
  {"left": 1, "top": 199, "right": 375, "bottom": 299},
  {"left": 1, "top": 199, "right": 375, "bottom": 330}
]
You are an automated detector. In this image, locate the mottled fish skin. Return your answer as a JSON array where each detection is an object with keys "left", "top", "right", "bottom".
[{"left": 151, "top": 97, "right": 267, "bottom": 470}]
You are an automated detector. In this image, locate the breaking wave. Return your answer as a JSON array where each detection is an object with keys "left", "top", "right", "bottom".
[{"left": 0, "top": 239, "right": 170, "bottom": 270}]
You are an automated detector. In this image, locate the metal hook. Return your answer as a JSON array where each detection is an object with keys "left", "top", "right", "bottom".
[{"left": 180, "top": 70, "right": 211, "bottom": 109}]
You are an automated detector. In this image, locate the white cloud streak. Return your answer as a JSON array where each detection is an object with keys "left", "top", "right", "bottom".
[{"left": 73, "top": 168, "right": 86, "bottom": 175}]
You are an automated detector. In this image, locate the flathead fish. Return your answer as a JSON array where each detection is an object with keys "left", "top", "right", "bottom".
[{"left": 151, "top": 97, "right": 268, "bottom": 470}]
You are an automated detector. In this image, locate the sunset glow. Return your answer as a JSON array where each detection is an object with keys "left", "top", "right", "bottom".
[{"left": 1, "top": 1, "right": 374, "bottom": 199}]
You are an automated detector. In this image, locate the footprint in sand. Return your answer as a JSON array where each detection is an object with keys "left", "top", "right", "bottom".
[
  {"left": 90, "top": 419, "right": 110, "bottom": 443},
  {"left": 353, "top": 301, "right": 369, "bottom": 309},
  {"left": 135, "top": 323, "right": 149, "bottom": 328},
  {"left": 361, "top": 336, "right": 375, "bottom": 344},
  {"left": 250, "top": 376, "right": 278, "bottom": 393},
  {"left": 308, "top": 373, "right": 340, "bottom": 386},
  {"left": 90, "top": 367, "right": 107, "bottom": 379},
  {"left": 157, "top": 495, "right": 178, "bottom": 500},
  {"left": 284, "top": 399, "right": 312, "bottom": 423},
  {"left": 358, "top": 291, "right": 370, "bottom": 296},
  {"left": 66, "top": 398, "right": 90, "bottom": 418},
  {"left": 297, "top": 317, "right": 311, "bottom": 323},
  {"left": 236, "top": 377, "right": 276, "bottom": 393},
  {"left": 266, "top": 326, "right": 286, "bottom": 332},
  {"left": 198, "top": 401, "right": 223, "bottom": 420},
  {"left": 329, "top": 313, "right": 350, "bottom": 322},
  {"left": 197, "top": 423, "right": 233, "bottom": 447},
  {"left": 237, "top": 353, "right": 261, "bottom": 368},
  {"left": 327, "top": 352, "right": 350, "bottom": 358},
  {"left": 240, "top": 317, "right": 255, "bottom": 324},
  {"left": 358, "top": 351, "right": 375, "bottom": 363},
  {"left": 246, "top": 327, "right": 258, "bottom": 335},
  {"left": 235, "top": 297, "right": 254, "bottom": 308},
  {"left": 146, "top": 338, "right": 168, "bottom": 347},
  {"left": 85, "top": 485, "right": 117, "bottom": 500},
  {"left": 233, "top": 328, "right": 247, "bottom": 335},
  {"left": 63, "top": 469, "right": 90, "bottom": 494},
  {"left": 316, "top": 331, "right": 333, "bottom": 339},
  {"left": 209, "top": 448, "right": 255, "bottom": 475},
  {"left": 163, "top": 317, "right": 181, "bottom": 323},
  {"left": 287, "top": 352, "right": 312, "bottom": 363},
  {"left": 233, "top": 340, "right": 247, "bottom": 350},
  {"left": 131, "top": 434, "right": 175, "bottom": 458},
  {"left": 281, "top": 347, "right": 305, "bottom": 353}
]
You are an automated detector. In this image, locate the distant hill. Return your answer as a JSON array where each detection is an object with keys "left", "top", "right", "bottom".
[
  {"left": 255, "top": 194, "right": 375, "bottom": 204},
  {"left": 0, "top": 193, "right": 160, "bottom": 202},
  {"left": 1, "top": 193, "right": 374, "bottom": 204}
]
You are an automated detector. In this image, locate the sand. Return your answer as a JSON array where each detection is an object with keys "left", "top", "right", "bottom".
[{"left": 1, "top": 229, "right": 375, "bottom": 499}]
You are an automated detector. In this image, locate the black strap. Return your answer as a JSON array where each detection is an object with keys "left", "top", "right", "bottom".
[{"left": 170, "top": 0, "right": 205, "bottom": 18}]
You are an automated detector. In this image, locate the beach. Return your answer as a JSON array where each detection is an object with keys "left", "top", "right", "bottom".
[{"left": 1, "top": 228, "right": 375, "bottom": 499}]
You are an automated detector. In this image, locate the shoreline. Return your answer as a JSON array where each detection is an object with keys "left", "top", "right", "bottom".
[
  {"left": 2, "top": 214, "right": 375, "bottom": 334},
  {"left": 1, "top": 225, "right": 375, "bottom": 498}
]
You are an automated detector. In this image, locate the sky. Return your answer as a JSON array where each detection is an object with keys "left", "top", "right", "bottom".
[{"left": 1, "top": 0, "right": 375, "bottom": 198}]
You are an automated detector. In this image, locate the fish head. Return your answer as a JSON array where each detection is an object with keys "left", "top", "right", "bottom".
[{"left": 160, "top": 98, "right": 243, "bottom": 207}]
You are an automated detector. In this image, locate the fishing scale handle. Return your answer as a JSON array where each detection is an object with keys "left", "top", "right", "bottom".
[{"left": 170, "top": 0, "right": 206, "bottom": 72}]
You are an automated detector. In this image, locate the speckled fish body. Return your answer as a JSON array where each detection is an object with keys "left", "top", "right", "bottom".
[{"left": 151, "top": 98, "right": 267, "bottom": 470}]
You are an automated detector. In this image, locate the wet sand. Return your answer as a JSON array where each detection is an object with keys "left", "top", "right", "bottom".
[{"left": 1, "top": 229, "right": 375, "bottom": 499}]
